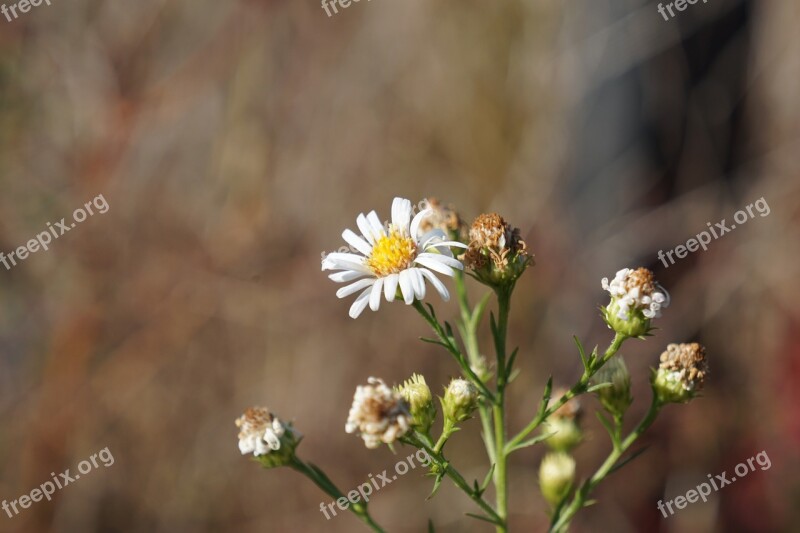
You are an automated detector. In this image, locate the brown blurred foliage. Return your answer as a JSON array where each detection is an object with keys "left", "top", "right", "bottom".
[{"left": 0, "top": 0, "right": 798, "bottom": 532}]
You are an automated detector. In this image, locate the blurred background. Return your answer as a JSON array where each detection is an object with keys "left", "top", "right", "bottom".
[{"left": 0, "top": 0, "right": 797, "bottom": 531}]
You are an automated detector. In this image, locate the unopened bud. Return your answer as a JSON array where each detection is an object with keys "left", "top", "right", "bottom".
[
  {"left": 539, "top": 452, "right": 576, "bottom": 506},
  {"left": 442, "top": 378, "right": 480, "bottom": 423},
  {"left": 594, "top": 356, "right": 633, "bottom": 416},
  {"left": 396, "top": 373, "right": 436, "bottom": 433}
]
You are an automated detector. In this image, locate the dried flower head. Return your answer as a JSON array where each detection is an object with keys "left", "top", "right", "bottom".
[
  {"left": 653, "top": 343, "right": 709, "bottom": 404},
  {"left": 539, "top": 452, "right": 576, "bottom": 506},
  {"left": 601, "top": 267, "right": 669, "bottom": 337},
  {"left": 235, "top": 407, "right": 300, "bottom": 467},
  {"left": 461, "top": 213, "right": 532, "bottom": 287},
  {"left": 418, "top": 198, "right": 467, "bottom": 239},
  {"left": 396, "top": 373, "right": 436, "bottom": 433},
  {"left": 346, "top": 378, "right": 411, "bottom": 449},
  {"left": 542, "top": 389, "right": 583, "bottom": 451}
]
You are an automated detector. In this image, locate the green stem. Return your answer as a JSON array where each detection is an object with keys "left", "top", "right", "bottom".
[
  {"left": 491, "top": 287, "right": 512, "bottom": 532},
  {"left": 549, "top": 395, "right": 662, "bottom": 532},
  {"left": 406, "top": 434, "right": 503, "bottom": 526},
  {"left": 453, "top": 272, "right": 496, "bottom": 464},
  {"left": 506, "top": 333, "right": 627, "bottom": 453},
  {"left": 411, "top": 300, "right": 495, "bottom": 402},
  {"left": 290, "top": 457, "right": 385, "bottom": 532}
]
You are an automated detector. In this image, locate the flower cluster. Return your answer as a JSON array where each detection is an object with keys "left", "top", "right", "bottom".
[
  {"left": 346, "top": 377, "right": 412, "bottom": 449},
  {"left": 602, "top": 267, "right": 669, "bottom": 337}
]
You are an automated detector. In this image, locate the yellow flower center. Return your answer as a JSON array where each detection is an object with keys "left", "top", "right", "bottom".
[{"left": 367, "top": 228, "right": 417, "bottom": 277}]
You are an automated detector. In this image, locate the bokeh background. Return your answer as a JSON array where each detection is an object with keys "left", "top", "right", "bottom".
[{"left": 1, "top": 0, "right": 798, "bottom": 531}]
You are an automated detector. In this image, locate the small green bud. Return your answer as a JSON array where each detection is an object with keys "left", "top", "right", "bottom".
[
  {"left": 601, "top": 268, "right": 669, "bottom": 338},
  {"left": 397, "top": 373, "right": 436, "bottom": 434},
  {"left": 541, "top": 389, "right": 582, "bottom": 452},
  {"left": 442, "top": 378, "right": 480, "bottom": 423},
  {"left": 539, "top": 452, "right": 575, "bottom": 506},
  {"left": 652, "top": 343, "right": 708, "bottom": 404},
  {"left": 461, "top": 213, "right": 532, "bottom": 289},
  {"left": 594, "top": 356, "right": 633, "bottom": 416}
]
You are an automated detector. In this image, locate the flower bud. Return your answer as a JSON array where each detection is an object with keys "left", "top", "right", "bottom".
[
  {"left": 235, "top": 407, "right": 301, "bottom": 468},
  {"left": 542, "top": 389, "right": 582, "bottom": 452},
  {"left": 396, "top": 373, "right": 436, "bottom": 434},
  {"left": 593, "top": 356, "right": 633, "bottom": 416},
  {"left": 442, "top": 378, "right": 480, "bottom": 423},
  {"left": 539, "top": 452, "right": 576, "bottom": 506},
  {"left": 652, "top": 343, "right": 708, "bottom": 404},
  {"left": 601, "top": 267, "right": 669, "bottom": 338},
  {"left": 461, "top": 213, "right": 532, "bottom": 288}
]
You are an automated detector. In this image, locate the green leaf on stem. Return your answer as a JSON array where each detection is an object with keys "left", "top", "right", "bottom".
[
  {"left": 506, "top": 347, "right": 520, "bottom": 379},
  {"left": 427, "top": 472, "right": 445, "bottom": 500},
  {"left": 420, "top": 337, "right": 446, "bottom": 347},
  {"left": 538, "top": 376, "right": 554, "bottom": 417},
  {"left": 465, "top": 512, "right": 503, "bottom": 526},
  {"left": 573, "top": 335, "right": 590, "bottom": 371},
  {"left": 595, "top": 411, "right": 617, "bottom": 443},
  {"left": 479, "top": 464, "right": 495, "bottom": 495},
  {"left": 587, "top": 382, "right": 613, "bottom": 393},
  {"left": 505, "top": 431, "right": 556, "bottom": 453},
  {"left": 608, "top": 446, "right": 650, "bottom": 476}
]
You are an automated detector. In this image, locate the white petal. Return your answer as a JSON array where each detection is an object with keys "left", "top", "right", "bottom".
[
  {"left": 328, "top": 270, "right": 369, "bottom": 283},
  {"left": 418, "top": 228, "right": 446, "bottom": 247},
  {"left": 322, "top": 253, "right": 370, "bottom": 273},
  {"left": 410, "top": 208, "right": 433, "bottom": 239},
  {"left": 417, "top": 252, "right": 463, "bottom": 270},
  {"left": 398, "top": 269, "right": 415, "bottom": 304},
  {"left": 414, "top": 255, "right": 456, "bottom": 277},
  {"left": 392, "top": 198, "right": 413, "bottom": 232},
  {"left": 337, "top": 278, "right": 375, "bottom": 298},
  {"left": 412, "top": 268, "right": 426, "bottom": 300},
  {"left": 369, "top": 278, "right": 383, "bottom": 311},
  {"left": 349, "top": 287, "right": 372, "bottom": 318},
  {"left": 366, "top": 211, "right": 386, "bottom": 239},
  {"left": 427, "top": 240, "right": 468, "bottom": 250},
  {"left": 420, "top": 269, "right": 449, "bottom": 301},
  {"left": 343, "top": 229, "right": 373, "bottom": 256},
  {"left": 383, "top": 273, "right": 399, "bottom": 302},
  {"left": 264, "top": 429, "right": 281, "bottom": 451},
  {"left": 357, "top": 213, "right": 376, "bottom": 245}
]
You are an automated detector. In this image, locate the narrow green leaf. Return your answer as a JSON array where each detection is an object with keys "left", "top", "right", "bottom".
[
  {"left": 506, "top": 431, "right": 555, "bottom": 453},
  {"left": 538, "top": 376, "right": 553, "bottom": 417},
  {"left": 428, "top": 519, "right": 436, "bottom": 533},
  {"left": 587, "top": 382, "right": 613, "bottom": 393},
  {"left": 506, "top": 347, "right": 520, "bottom": 378},
  {"left": 419, "top": 337, "right": 446, "bottom": 347},
  {"left": 595, "top": 411, "right": 616, "bottom": 441},
  {"left": 465, "top": 513, "right": 502, "bottom": 526},
  {"left": 471, "top": 292, "right": 492, "bottom": 327},
  {"left": 608, "top": 446, "right": 650, "bottom": 476},
  {"left": 427, "top": 473, "right": 445, "bottom": 500},
  {"left": 479, "top": 464, "right": 496, "bottom": 494},
  {"left": 573, "top": 335, "right": 589, "bottom": 371}
]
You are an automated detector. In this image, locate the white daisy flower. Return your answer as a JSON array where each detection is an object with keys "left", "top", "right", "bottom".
[{"left": 322, "top": 197, "right": 467, "bottom": 319}]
